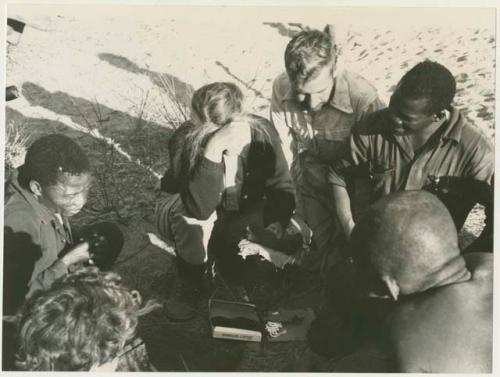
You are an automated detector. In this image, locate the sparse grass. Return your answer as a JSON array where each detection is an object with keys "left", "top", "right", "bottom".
[
  {"left": 133, "top": 89, "right": 151, "bottom": 131},
  {"left": 4, "top": 120, "right": 29, "bottom": 182},
  {"left": 69, "top": 97, "right": 163, "bottom": 226},
  {"left": 156, "top": 73, "right": 192, "bottom": 129},
  {"left": 6, "top": 16, "right": 493, "bottom": 371}
]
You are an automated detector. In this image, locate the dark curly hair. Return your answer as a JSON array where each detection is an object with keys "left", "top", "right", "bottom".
[
  {"left": 18, "top": 133, "right": 90, "bottom": 189},
  {"left": 396, "top": 60, "right": 456, "bottom": 114},
  {"left": 284, "top": 29, "right": 336, "bottom": 86},
  {"left": 15, "top": 267, "right": 155, "bottom": 371}
]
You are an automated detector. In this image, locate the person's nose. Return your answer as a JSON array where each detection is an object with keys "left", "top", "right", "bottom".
[{"left": 71, "top": 192, "right": 88, "bottom": 209}]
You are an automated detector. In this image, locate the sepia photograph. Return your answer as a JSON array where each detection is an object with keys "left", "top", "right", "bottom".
[{"left": 2, "top": 2, "right": 495, "bottom": 372}]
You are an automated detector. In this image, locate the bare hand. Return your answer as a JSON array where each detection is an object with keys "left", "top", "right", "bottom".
[
  {"left": 60, "top": 241, "right": 90, "bottom": 266},
  {"left": 222, "top": 120, "right": 252, "bottom": 156},
  {"left": 291, "top": 122, "right": 312, "bottom": 148},
  {"left": 205, "top": 119, "right": 252, "bottom": 160},
  {"left": 345, "top": 219, "right": 355, "bottom": 241},
  {"left": 265, "top": 222, "right": 284, "bottom": 239}
]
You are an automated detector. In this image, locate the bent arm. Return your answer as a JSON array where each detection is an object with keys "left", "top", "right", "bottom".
[
  {"left": 263, "top": 128, "right": 295, "bottom": 226},
  {"left": 181, "top": 156, "right": 224, "bottom": 220},
  {"left": 332, "top": 184, "right": 355, "bottom": 240},
  {"left": 160, "top": 123, "right": 192, "bottom": 193},
  {"left": 270, "top": 76, "right": 295, "bottom": 171}
]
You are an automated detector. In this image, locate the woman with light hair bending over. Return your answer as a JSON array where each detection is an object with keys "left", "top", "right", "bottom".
[{"left": 156, "top": 82, "right": 295, "bottom": 321}]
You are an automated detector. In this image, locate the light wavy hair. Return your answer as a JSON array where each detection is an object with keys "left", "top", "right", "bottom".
[
  {"left": 284, "top": 28, "right": 337, "bottom": 87},
  {"left": 15, "top": 267, "right": 157, "bottom": 371},
  {"left": 184, "top": 82, "right": 269, "bottom": 175}
]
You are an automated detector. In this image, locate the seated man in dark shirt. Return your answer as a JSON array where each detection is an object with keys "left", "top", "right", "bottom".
[
  {"left": 346, "top": 190, "right": 492, "bottom": 373},
  {"left": 330, "top": 60, "right": 494, "bottom": 253},
  {"left": 4, "top": 134, "right": 124, "bottom": 312}
]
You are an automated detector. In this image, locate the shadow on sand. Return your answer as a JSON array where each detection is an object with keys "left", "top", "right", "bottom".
[
  {"left": 98, "top": 52, "right": 194, "bottom": 105},
  {"left": 21, "top": 81, "right": 173, "bottom": 173}
]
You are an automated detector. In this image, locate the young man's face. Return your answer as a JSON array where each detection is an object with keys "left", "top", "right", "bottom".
[
  {"left": 388, "top": 93, "right": 437, "bottom": 136},
  {"left": 293, "top": 63, "right": 335, "bottom": 112},
  {"left": 40, "top": 172, "right": 92, "bottom": 217}
]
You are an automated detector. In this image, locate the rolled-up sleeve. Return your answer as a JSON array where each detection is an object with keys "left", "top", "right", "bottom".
[
  {"left": 329, "top": 120, "right": 372, "bottom": 187},
  {"left": 270, "top": 74, "right": 295, "bottom": 170},
  {"left": 465, "top": 136, "right": 494, "bottom": 186}
]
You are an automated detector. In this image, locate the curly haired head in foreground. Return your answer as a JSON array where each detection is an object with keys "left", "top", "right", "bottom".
[{"left": 15, "top": 267, "right": 155, "bottom": 371}]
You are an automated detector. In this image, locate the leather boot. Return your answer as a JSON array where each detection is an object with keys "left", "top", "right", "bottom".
[{"left": 164, "top": 258, "right": 205, "bottom": 321}]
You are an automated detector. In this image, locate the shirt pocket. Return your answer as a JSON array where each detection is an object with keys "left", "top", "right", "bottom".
[
  {"left": 315, "top": 110, "right": 355, "bottom": 142},
  {"left": 369, "top": 164, "right": 394, "bottom": 198},
  {"left": 344, "top": 162, "right": 394, "bottom": 221}
]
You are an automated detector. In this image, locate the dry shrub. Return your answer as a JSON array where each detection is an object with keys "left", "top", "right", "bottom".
[
  {"left": 70, "top": 96, "right": 166, "bottom": 227},
  {"left": 4, "top": 120, "right": 29, "bottom": 182},
  {"left": 155, "top": 74, "right": 192, "bottom": 130}
]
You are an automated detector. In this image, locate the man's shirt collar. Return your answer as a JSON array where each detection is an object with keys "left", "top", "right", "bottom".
[
  {"left": 440, "top": 107, "right": 464, "bottom": 143},
  {"left": 328, "top": 70, "right": 354, "bottom": 114},
  {"left": 8, "top": 170, "right": 59, "bottom": 225}
]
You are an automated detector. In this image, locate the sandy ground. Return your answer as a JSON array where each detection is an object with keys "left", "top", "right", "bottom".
[{"left": 4, "top": 4, "right": 495, "bottom": 372}]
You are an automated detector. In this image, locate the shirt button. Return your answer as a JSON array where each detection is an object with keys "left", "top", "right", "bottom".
[{"left": 243, "top": 194, "right": 249, "bottom": 199}]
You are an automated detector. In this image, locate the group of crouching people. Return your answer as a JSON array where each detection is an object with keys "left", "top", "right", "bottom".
[{"left": 3, "top": 26, "right": 494, "bottom": 372}]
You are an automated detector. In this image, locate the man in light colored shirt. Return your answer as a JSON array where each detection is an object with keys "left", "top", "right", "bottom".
[
  {"left": 330, "top": 60, "right": 493, "bottom": 252},
  {"left": 270, "top": 25, "right": 384, "bottom": 272}
]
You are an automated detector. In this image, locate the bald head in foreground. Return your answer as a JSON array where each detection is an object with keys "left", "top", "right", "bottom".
[{"left": 350, "top": 190, "right": 492, "bottom": 373}]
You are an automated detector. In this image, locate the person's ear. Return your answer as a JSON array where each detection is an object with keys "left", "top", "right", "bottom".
[
  {"left": 130, "top": 289, "right": 143, "bottom": 306},
  {"left": 29, "top": 179, "right": 43, "bottom": 197},
  {"left": 381, "top": 275, "right": 400, "bottom": 301}
]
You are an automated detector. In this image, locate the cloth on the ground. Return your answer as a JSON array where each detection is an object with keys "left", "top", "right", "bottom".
[
  {"left": 238, "top": 239, "right": 297, "bottom": 269},
  {"left": 238, "top": 214, "right": 313, "bottom": 269}
]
